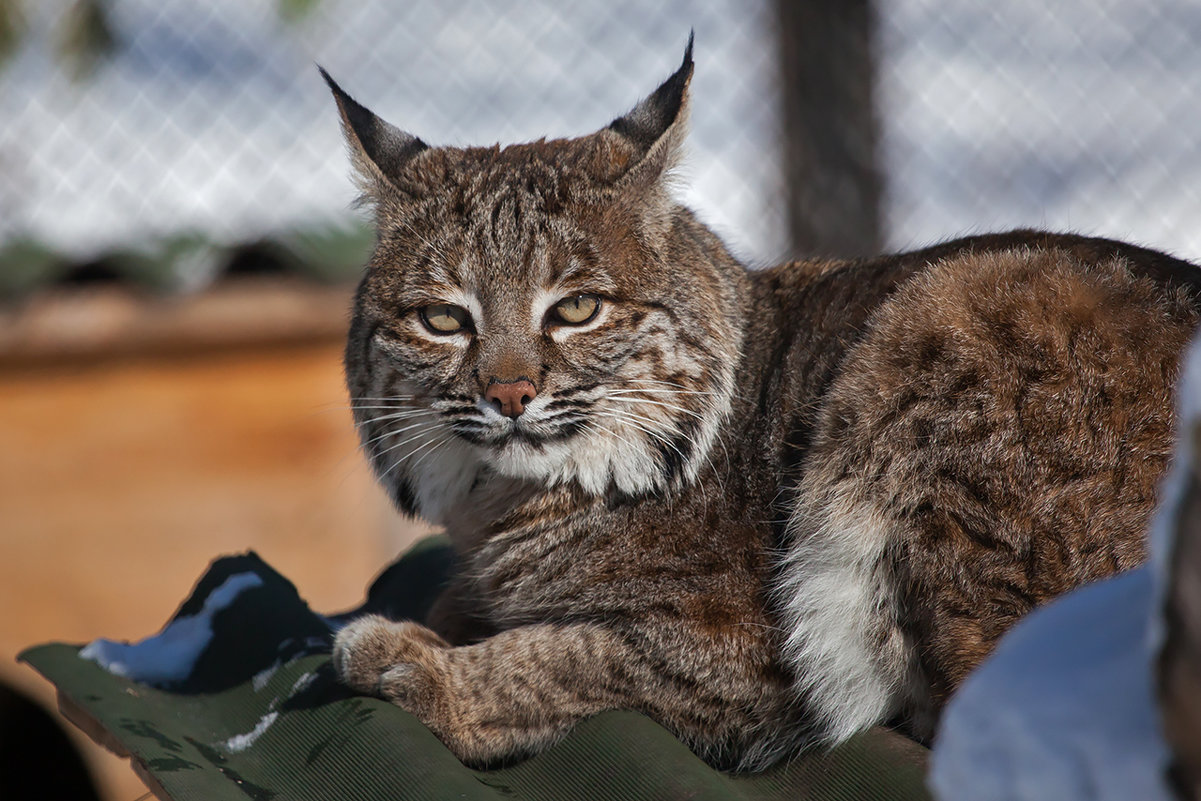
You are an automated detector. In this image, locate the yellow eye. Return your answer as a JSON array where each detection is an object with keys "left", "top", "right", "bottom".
[
  {"left": 419, "top": 304, "right": 471, "bottom": 334},
  {"left": 551, "top": 294, "right": 601, "bottom": 325}
]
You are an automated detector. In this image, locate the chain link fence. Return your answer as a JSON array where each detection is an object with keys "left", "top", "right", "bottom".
[
  {"left": 878, "top": 0, "right": 1201, "bottom": 260},
  {"left": 0, "top": 0, "right": 784, "bottom": 297},
  {"left": 2, "top": 0, "right": 1200, "bottom": 298}
]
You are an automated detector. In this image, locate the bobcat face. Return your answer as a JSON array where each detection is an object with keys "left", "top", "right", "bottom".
[{"left": 330, "top": 52, "right": 742, "bottom": 522}]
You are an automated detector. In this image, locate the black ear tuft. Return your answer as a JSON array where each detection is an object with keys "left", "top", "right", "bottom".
[
  {"left": 600, "top": 33, "right": 694, "bottom": 191},
  {"left": 607, "top": 31, "right": 694, "bottom": 151},
  {"left": 318, "top": 66, "right": 428, "bottom": 191}
]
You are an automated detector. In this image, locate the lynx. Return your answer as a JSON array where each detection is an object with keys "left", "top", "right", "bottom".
[{"left": 323, "top": 40, "right": 1201, "bottom": 770}]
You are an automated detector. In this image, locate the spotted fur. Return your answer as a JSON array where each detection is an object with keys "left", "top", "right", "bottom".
[{"left": 322, "top": 44, "right": 1201, "bottom": 770}]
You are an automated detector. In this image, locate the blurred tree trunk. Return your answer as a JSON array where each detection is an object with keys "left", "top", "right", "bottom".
[{"left": 776, "top": 0, "right": 882, "bottom": 258}]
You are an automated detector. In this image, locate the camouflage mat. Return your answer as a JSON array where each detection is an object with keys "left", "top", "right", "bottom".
[{"left": 20, "top": 539, "right": 931, "bottom": 801}]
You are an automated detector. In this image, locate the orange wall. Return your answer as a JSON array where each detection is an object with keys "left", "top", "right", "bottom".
[{"left": 0, "top": 341, "right": 428, "bottom": 800}]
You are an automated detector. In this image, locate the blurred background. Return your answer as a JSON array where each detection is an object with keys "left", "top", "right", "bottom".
[{"left": 2, "top": 0, "right": 1200, "bottom": 797}]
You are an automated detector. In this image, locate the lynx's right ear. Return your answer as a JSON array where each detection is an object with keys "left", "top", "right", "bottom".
[{"left": 319, "top": 66, "right": 428, "bottom": 202}]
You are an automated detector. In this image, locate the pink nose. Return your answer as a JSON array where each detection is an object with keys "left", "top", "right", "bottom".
[{"left": 484, "top": 379, "right": 537, "bottom": 418}]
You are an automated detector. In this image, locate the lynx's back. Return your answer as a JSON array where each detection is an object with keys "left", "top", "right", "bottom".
[{"left": 769, "top": 235, "right": 1200, "bottom": 743}]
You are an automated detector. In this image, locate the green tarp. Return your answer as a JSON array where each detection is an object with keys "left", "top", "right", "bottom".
[{"left": 20, "top": 540, "right": 931, "bottom": 801}]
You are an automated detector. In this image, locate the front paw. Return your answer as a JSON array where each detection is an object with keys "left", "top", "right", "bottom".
[{"left": 332, "top": 615, "right": 449, "bottom": 718}]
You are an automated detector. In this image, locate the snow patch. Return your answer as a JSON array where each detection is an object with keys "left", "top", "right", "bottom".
[
  {"left": 219, "top": 672, "right": 314, "bottom": 752},
  {"left": 290, "top": 670, "right": 316, "bottom": 695},
  {"left": 79, "top": 572, "right": 264, "bottom": 685},
  {"left": 221, "top": 711, "right": 280, "bottom": 753},
  {"left": 251, "top": 659, "right": 281, "bottom": 692}
]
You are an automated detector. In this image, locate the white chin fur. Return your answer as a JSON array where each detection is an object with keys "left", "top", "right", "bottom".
[
  {"left": 394, "top": 426, "right": 666, "bottom": 528},
  {"left": 483, "top": 430, "right": 664, "bottom": 497},
  {"left": 400, "top": 436, "right": 481, "bottom": 525},
  {"left": 396, "top": 395, "right": 727, "bottom": 526}
]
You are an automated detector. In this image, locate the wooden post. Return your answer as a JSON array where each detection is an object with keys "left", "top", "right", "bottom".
[{"left": 776, "top": 0, "right": 882, "bottom": 258}]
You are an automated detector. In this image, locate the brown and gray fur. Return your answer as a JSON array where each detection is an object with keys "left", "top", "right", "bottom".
[{"left": 322, "top": 42, "right": 1201, "bottom": 770}]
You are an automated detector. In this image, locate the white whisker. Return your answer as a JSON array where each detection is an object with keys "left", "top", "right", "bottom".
[
  {"left": 591, "top": 410, "right": 692, "bottom": 470},
  {"left": 377, "top": 423, "right": 449, "bottom": 481},
  {"left": 360, "top": 418, "right": 439, "bottom": 449},
  {"left": 582, "top": 420, "right": 640, "bottom": 455},
  {"left": 608, "top": 396, "right": 707, "bottom": 421},
  {"left": 358, "top": 409, "right": 438, "bottom": 425},
  {"left": 349, "top": 405, "right": 430, "bottom": 412},
  {"left": 373, "top": 424, "right": 447, "bottom": 464},
  {"left": 610, "top": 386, "right": 719, "bottom": 397},
  {"left": 354, "top": 410, "right": 438, "bottom": 430},
  {"left": 623, "top": 378, "right": 718, "bottom": 392},
  {"left": 409, "top": 431, "right": 459, "bottom": 472}
]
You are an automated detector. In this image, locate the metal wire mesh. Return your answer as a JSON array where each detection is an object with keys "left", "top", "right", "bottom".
[
  {"left": 0, "top": 0, "right": 785, "bottom": 293},
  {"left": 878, "top": 0, "right": 1201, "bottom": 260},
  {"left": 3, "top": 0, "right": 1201, "bottom": 297}
]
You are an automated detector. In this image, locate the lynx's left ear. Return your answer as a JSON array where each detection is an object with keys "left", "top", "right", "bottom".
[
  {"left": 604, "top": 33, "right": 694, "bottom": 190},
  {"left": 319, "top": 66, "right": 429, "bottom": 203}
]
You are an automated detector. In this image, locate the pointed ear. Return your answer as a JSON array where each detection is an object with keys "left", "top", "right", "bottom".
[
  {"left": 318, "top": 66, "right": 428, "bottom": 201},
  {"left": 604, "top": 33, "right": 694, "bottom": 189}
]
